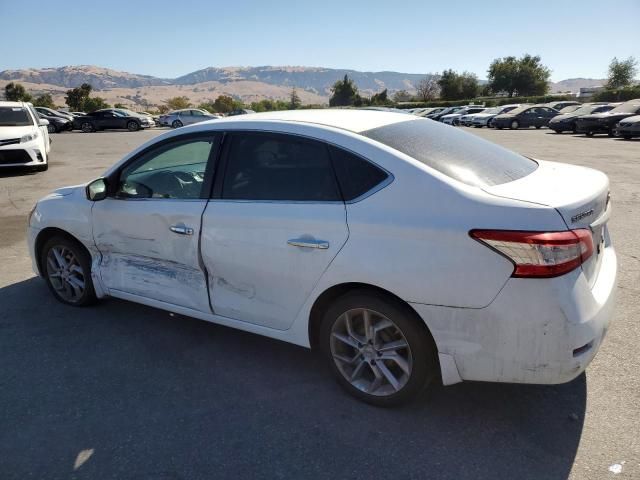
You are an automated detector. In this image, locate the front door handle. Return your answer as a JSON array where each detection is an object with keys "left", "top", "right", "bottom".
[
  {"left": 287, "top": 238, "right": 329, "bottom": 249},
  {"left": 170, "top": 225, "right": 194, "bottom": 235}
]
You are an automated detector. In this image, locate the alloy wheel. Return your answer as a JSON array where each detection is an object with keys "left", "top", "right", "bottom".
[
  {"left": 45, "top": 245, "right": 86, "bottom": 303},
  {"left": 330, "top": 308, "right": 413, "bottom": 397}
]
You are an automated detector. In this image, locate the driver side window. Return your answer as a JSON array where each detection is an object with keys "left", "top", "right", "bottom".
[{"left": 116, "top": 136, "right": 216, "bottom": 200}]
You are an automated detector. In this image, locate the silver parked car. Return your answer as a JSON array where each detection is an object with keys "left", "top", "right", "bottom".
[{"left": 159, "top": 109, "right": 219, "bottom": 128}]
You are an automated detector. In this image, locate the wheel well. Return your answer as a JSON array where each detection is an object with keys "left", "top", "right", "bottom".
[
  {"left": 308, "top": 282, "right": 433, "bottom": 350},
  {"left": 34, "top": 228, "right": 87, "bottom": 276}
]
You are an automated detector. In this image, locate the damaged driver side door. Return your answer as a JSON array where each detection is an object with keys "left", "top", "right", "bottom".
[{"left": 92, "top": 133, "right": 220, "bottom": 312}]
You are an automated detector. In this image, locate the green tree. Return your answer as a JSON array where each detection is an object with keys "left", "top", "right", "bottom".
[
  {"left": 488, "top": 54, "right": 550, "bottom": 97},
  {"left": 113, "top": 102, "right": 126, "bottom": 109},
  {"left": 33, "top": 93, "right": 56, "bottom": 108},
  {"left": 83, "top": 97, "right": 110, "bottom": 112},
  {"left": 606, "top": 56, "right": 638, "bottom": 89},
  {"left": 370, "top": 89, "right": 390, "bottom": 105},
  {"left": 156, "top": 104, "right": 170, "bottom": 114},
  {"left": 65, "top": 83, "right": 93, "bottom": 111},
  {"left": 289, "top": 87, "right": 301, "bottom": 109},
  {"left": 329, "top": 75, "right": 359, "bottom": 106},
  {"left": 460, "top": 72, "right": 479, "bottom": 99},
  {"left": 393, "top": 89, "right": 413, "bottom": 102},
  {"left": 437, "top": 70, "right": 462, "bottom": 100},
  {"left": 213, "top": 95, "right": 239, "bottom": 113},
  {"left": 165, "top": 96, "right": 191, "bottom": 110},
  {"left": 4, "top": 82, "right": 32, "bottom": 102}
]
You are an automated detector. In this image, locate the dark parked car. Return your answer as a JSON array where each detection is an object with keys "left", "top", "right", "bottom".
[
  {"left": 227, "top": 108, "right": 256, "bottom": 116},
  {"left": 492, "top": 105, "right": 559, "bottom": 129},
  {"left": 72, "top": 109, "right": 154, "bottom": 132},
  {"left": 614, "top": 115, "right": 640, "bottom": 139},
  {"left": 37, "top": 112, "right": 72, "bottom": 133},
  {"left": 34, "top": 107, "right": 74, "bottom": 122},
  {"left": 549, "top": 103, "right": 615, "bottom": 133},
  {"left": 576, "top": 100, "right": 640, "bottom": 137},
  {"left": 545, "top": 101, "right": 581, "bottom": 111},
  {"left": 426, "top": 106, "right": 466, "bottom": 121}
]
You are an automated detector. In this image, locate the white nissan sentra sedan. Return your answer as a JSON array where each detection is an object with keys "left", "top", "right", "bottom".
[{"left": 27, "top": 109, "right": 616, "bottom": 406}]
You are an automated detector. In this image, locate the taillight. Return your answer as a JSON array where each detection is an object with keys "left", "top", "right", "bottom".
[{"left": 470, "top": 229, "right": 594, "bottom": 278}]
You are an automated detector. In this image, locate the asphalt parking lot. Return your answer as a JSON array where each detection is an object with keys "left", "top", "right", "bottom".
[{"left": 1, "top": 127, "right": 638, "bottom": 480}]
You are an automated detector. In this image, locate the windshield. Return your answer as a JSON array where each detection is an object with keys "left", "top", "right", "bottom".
[
  {"left": 501, "top": 106, "right": 529, "bottom": 115},
  {"left": 559, "top": 105, "right": 581, "bottom": 113},
  {"left": 569, "top": 104, "right": 601, "bottom": 116},
  {"left": 362, "top": 118, "right": 538, "bottom": 188},
  {"left": 0, "top": 107, "right": 33, "bottom": 126},
  {"left": 610, "top": 101, "right": 640, "bottom": 114}
]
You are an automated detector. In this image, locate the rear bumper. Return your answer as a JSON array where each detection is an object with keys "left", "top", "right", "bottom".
[{"left": 411, "top": 244, "right": 617, "bottom": 385}]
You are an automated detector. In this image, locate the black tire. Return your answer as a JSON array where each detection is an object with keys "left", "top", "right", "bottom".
[
  {"left": 47, "top": 124, "right": 57, "bottom": 134},
  {"left": 623, "top": 135, "right": 632, "bottom": 140},
  {"left": 509, "top": 119, "right": 519, "bottom": 130},
  {"left": 171, "top": 120, "right": 183, "bottom": 128},
  {"left": 586, "top": 131, "right": 594, "bottom": 137},
  {"left": 552, "top": 129, "right": 561, "bottom": 134},
  {"left": 535, "top": 125, "right": 542, "bottom": 129},
  {"left": 81, "top": 122, "right": 94, "bottom": 133},
  {"left": 127, "top": 120, "right": 140, "bottom": 132},
  {"left": 319, "top": 290, "right": 438, "bottom": 407},
  {"left": 40, "top": 235, "right": 96, "bottom": 306}
]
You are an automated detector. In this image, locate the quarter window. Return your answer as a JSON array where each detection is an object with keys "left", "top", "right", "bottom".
[
  {"left": 116, "top": 136, "right": 216, "bottom": 199},
  {"left": 221, "top": 133, "right": 341, "bottom": 201},
  {"left": 329, "top": 146, "right": 389, "bottom": 201}
]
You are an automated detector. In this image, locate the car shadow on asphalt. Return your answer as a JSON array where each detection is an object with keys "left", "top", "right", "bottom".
[{"left": 0, "top": 277, "right": 586, "bottom": 480}]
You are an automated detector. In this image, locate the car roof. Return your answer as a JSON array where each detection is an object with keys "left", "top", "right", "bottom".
[
  {"left": 215, "top": 109, "right": 416, "bottom": 133},
  {"left": 0, "top": 101, "right": 29, "bottom": 108}
]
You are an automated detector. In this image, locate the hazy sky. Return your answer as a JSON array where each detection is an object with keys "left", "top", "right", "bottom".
[{"left": 1, "top": 0, "right": 638, "bottom": 81}]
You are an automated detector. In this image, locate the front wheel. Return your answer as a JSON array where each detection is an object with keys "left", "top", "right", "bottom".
[
  {"left": 171, "top": 120, "right": 183, "bottom": 128},
  {"left": 320, "top": 291, "right": 437, "bottom": 406},
  {"left": 552, "top": 129, "right": 561, "bottom": 134},
  {"left": 586, "top": 131, "right": 594, "bottom": 137},
  {"left": 81, "top": 122, "right": 94, "bottom": 133},
  {"left": 510, "top": 120, "right": 520, "bottom": 130},
  {"left": 47, "top": 124, "right": 57, "bottom": 134},
  {"left": 127, "top": 121, "right": 140, "bottom": 132},
  {"left": 40, "top": 236, "right": 96, "bottom": 306}
]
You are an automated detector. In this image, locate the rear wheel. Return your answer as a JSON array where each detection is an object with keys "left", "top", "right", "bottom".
[
  {"left": 586, "top": 131, "right": 594, "bottom": 137},
  {"left": 40, "top": 236, "right": 96, "bottom": 306},
  {"left": 47, "top": 124, "right": 57, "bottom": 134},
  {"left": 320, "top": 291, "right": 437, "bottom": 406},
  {"left": 510, "top": 119, "right": 520, "bottom": 130},
  {"left": 127, "top": 120, "right": 140, "bottom": 132},
  {"left": 552, "top": 129, "right": 561, "bottom": 134},
  {"left": 81, "top": 122, "right": 94, "bottom": 133},
  {"left": 171, "top": 120, "right": 183, "bottom": 128},
  {"left": 535, "top": 125, "right": 542, "bottom": 129}
]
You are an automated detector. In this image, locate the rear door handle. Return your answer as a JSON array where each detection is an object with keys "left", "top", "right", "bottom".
[
  {"left": 170, "top": 225, "right": 194, "bottom": 235},
  {"left": 287, "top": 238, "right": 329, "bottom": 249}
]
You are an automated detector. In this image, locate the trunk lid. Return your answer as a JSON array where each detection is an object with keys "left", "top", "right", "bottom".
[{"left": 483, "top": 159, "right": 610, "bottom": 286}]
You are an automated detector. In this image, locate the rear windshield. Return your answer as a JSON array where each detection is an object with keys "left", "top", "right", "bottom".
[
  {"left": 0, "top": 107, "right": 33, "bottom": 126},
  {"left": 611, "top": 101, "right": 640, "bottom": 114},
  {"left": 361, "top": 118, "right": 538, "bottom": 188}
]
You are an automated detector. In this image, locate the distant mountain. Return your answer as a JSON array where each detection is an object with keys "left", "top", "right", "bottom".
[
  {"left": 0, "top": 65, "right": 606, "bottom": 108},
  {"left": 549, "top": 78, "right": 606, "bottom": 93},
  {"left": 0, "top": 65, "right": 171, "bottom": 89},
  {"left": 0, "top": 65, "right": 429, "bottom": 98}
]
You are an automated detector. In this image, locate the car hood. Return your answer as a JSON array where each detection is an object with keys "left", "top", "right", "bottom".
[
  {"left": 550, "top": 113, "right": 580, "bottom": 122},
  {"left": 580, "top": 112, "right": 634, "bottom": 120},
  {"left": 44, "top": 184, "right": 85, "bottom": 199},
  {"left": 0, "top": 125, "right": 37, "bottom": 139},
  {"left": 619, "top": 115, "right": 640, "bottom": 124}
]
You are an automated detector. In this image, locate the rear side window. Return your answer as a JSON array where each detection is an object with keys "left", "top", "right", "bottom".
[
  {"left": 329, "top": 146, "right": 389, "bottom": 201},
  {"left": 362, "top": 119, "right": 537, "bottom": 188},
  {"left": 222, "top": 133, "right": 341, "bottom": 201}
]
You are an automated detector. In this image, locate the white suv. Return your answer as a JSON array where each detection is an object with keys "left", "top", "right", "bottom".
[{"left": 0, "top": 101, "right": 51, "bottom": 171}]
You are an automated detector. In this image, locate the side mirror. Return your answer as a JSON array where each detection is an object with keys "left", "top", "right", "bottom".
[
  {"left": 39, "top": 119, "right": 50, "bottom": 126},
  {"left": 86, "top": 178, "right": 108, "bottom": 201}
]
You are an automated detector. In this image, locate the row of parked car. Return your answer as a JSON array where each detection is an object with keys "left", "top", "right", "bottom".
[
  {"left": 32, "top": 107, "right": 259, "bottom": 133},
  {"left": 407, "top": 99, "right": 640, "bottom": 138}
]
